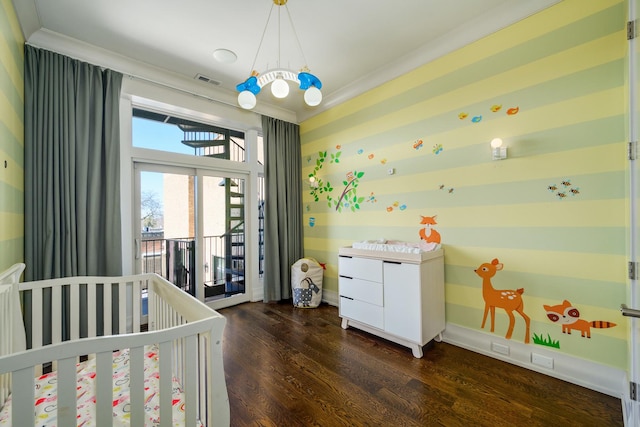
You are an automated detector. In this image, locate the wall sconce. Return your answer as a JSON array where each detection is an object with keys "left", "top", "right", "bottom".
[
  {"left": 309, "top": 176, "right": 319, "bottom": 189},
  {"left": 491, "top": 138, "right": 507, "bottom": 160}
]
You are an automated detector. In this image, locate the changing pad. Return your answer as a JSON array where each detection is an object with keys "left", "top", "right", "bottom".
[{"left": 352, "top": 239, "right": 440, "bottom": 253}]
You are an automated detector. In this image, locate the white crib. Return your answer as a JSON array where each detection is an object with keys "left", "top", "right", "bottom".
[{"left": 0, "top": 263, "right": 230, "bottom": 426}]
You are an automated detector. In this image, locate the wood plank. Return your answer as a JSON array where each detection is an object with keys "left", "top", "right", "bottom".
[{"left": 219, "top": 302, "right": 623, "bottom": 427}]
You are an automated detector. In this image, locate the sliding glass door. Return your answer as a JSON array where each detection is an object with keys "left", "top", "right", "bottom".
[
  {"left": 134, "top": 164, "right": 250, "bottom": 308},
  {"left": 200, "top": 174, "right": 246, "bottom": 300}
]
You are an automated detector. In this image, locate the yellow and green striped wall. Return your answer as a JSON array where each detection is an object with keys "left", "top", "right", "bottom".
[
  {"left": 301, "top": 0, "right": 628, "bottom": 369},
  {"left": 0, "top": 0, "right": 25, "bottom": 271}
]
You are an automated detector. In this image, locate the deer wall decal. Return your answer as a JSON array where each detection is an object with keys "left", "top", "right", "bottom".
[{"left": 474, "top": 258, "right": 530, "bottom": 344}]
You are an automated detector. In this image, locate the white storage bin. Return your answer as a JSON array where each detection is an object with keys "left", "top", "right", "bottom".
[{"left": 291, "top": 258, "right": 324, "bottom": 308}]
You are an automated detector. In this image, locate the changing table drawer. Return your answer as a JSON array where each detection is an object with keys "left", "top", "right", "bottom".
[
  {"left": 339, "top": 296, "right": 384, "bottom": 329},
  {"left": 338, "top": 255, "right": 383, "bottom": 283},
  {"left": 339, "top": 276, "right": 383, "bottom": 306}
]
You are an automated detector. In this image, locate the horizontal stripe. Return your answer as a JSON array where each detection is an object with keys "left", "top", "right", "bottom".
[
  {"left": 420, "top": 81, "right": 625, "bottom": 154},
  {"left": 302, "top": 237, "right": 357, "bottom": 255},
  {"left": 0, "top": 32, "right": 23, "bottom": 83},
  {"left": 303, "top": 34, "right": 625, "bottom": 155},
  {"left": 0, "top": 59, "right": 23, "bottom": 109},
  {"left": 304, "top": 199, "right": 626, "bottom": 228},
  {"left": 445, "top": 282, "right": 626, "bottom": 330},
  {"left": 347, "top": 106, "right": 625, "bottom": 170},
  {"left": 302, "top": 237, "right": 627, "bottom": 283},
  {"left": 301, "top": 3, "right": 624, "bottom": 142},
  {"left": 303, "top": 172, "right": 626, "bottom": 221},
  {"left": 322, "top": 276, "right": 337, "bottom": 294},
  {"left": 471, "top": 0, "right": 622, "bottom": 56},
  {"left": 0, "top": 181, "right": 25, "bottom": 213},
  {"left": 442, "top": 246, "right": 625, "bottom": 283},
  {"left": 0, "top": 236, "right": 24, "bottom": 272},
  {"left": 444, "top": 264, "right": 625, "bottom": 305},
  {"left": 445, "top": 302, "right": 627, "bottom": 369},
  {"left": 303, "top": 134, "right": 626, "bottom": 201},
  {"left": 0, "top": 89, "right": 22, "bottom": 142},
  {"left": 0, "top": 5, "right": 24, "bottom": 107},
  {"left": 0, "top": 212, "right": 24, "bottom": 240},
  {"left": 0, "top": 148, "right": 24, "bottom": 190},
  {"left": 0, "top": 0, "right": 24, "bottom": 68},
  {"left": 442, "top": 226, "right": 626, "bottom": 255},
  {"left": 302, "top": 0, "right": 622, "bottom": 134},
  {"left": 303, "top": 63, "right": 625, "bottom": 157},
  {"left": 302, "top": 92, "right": 625, "bottom": 187},
  {"left": 0, "top": 120, "right": 24, "bottom": 164},
  {"left": 305, "top": 224, "right": 626, "bottom": 255}
]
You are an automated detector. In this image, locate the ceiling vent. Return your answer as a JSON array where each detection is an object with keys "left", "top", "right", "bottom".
[{"left": 194, "top": 74, "right": 221, "bottom": 86}]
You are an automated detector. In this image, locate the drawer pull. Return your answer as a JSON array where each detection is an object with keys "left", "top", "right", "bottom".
[
  {"left": 383, "top": 260, "right": 402, "bottom": 265},
  {"left": 339, "top": 255, "right": 353, "bottom": 259},
  {"left": 339, "top": 275, "right": 353, "bottom": 280},
  {"left": 340, "top": 295, "right": 354, "bottom": 300}
]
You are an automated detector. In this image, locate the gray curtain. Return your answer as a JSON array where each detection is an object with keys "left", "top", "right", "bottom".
[
  {"left": 23, "top": 46, "right": 123, "bottom": 342},
  {"left": 24, "top": 45, "right": 123, "bottom": 280},
  {"left": 262, "top": 115, "right": 303, "bottom": 302}
]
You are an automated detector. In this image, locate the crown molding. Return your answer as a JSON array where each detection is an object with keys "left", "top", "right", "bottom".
[{"left": 26, "top": 28, "right": 298, "bottom": 124}]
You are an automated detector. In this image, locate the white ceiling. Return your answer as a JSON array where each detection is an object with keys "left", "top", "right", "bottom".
[{"left": 12, "top": 0, "right": 560, "bottom": 122}]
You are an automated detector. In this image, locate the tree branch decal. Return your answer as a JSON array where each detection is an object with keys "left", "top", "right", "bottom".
[
  {"left": 308, "top": 150, "right": 365, "bottom": 213},
  {"left": 333, "top": 170, "right": 365, "bottom": 212},
  {"left": 308, "top": 150, "right": 337, "bottom": 202}
]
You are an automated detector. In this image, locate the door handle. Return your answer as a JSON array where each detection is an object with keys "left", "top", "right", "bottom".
[
  {"left": 620, "top": 304, "right": 640, "bottom": 318},
  {"left": 135, "top": 238, "right": 140, "bottom": 260}
]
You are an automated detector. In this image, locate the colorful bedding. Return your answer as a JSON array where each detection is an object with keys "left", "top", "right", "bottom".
[{"left": 0, "top": 345, "right": 199, "bottom": 427}]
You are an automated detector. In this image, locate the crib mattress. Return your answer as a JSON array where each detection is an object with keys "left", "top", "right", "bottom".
[{"left": 0, "top": 345, "right": 199, "bottom": 427}]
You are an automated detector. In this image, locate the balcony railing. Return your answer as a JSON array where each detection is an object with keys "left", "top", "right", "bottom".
[{"left": 140, "top": 231, "right": 246, "bottom": 300}]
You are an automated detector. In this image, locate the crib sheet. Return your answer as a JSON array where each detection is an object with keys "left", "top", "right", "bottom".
[{"left": 0, "top": 345, "right": 199, "bottom": 427}]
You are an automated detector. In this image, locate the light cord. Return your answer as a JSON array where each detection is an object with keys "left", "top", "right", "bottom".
[
  {"left": 249, "top": 3, "right": 276, "bottom": 73},
  {"left": 284, "top": 3, "right": 309, "bottom": 69}
]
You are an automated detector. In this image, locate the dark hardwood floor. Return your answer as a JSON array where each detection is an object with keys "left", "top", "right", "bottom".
[{"left": 218, "top": 302, "right": 623, "bottom": 427}]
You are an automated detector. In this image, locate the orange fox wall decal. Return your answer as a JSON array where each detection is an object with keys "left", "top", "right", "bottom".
[{"left": 419, "top": 215, "right": 441, "bottom": 244}]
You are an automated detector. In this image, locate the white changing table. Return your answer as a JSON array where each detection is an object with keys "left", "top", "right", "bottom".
[{"left": 338, "top": 245, "right": 445, "bottom": 358}]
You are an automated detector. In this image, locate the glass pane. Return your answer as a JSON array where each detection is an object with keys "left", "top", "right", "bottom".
[
  {"left": 257, "top": 134, "right": 264, "bottom": 165},
  {"left": 139, "top": 171, "right": 197, "bottom": 297},
  {"left": 202, "top": 176, "right": 246, "bottom": 301},
  {"left": 258, "top": 175, "right": 265, "bottom": 279},
  {"left": 132, "top": 108, "right": 246, "bottom": 162}
]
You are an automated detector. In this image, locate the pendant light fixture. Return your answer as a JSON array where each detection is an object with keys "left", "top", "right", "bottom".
[{"left": 236, "top": 0, "right": 322, "bottom": 110}]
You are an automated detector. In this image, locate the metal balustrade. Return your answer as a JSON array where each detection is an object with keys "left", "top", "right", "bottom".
[{"left": 140, "top": 231, "right": 248, "bottom": 300}]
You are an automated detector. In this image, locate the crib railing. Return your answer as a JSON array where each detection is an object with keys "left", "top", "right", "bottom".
[
  {"left": 18, "top": 273, "right": 147, "bottom": 352},
  {"left": 0, "top": 271, "right": 230, "bottom": 427},
  {"left": 0, "top": 263, "right": 26, "bottom": 408}
]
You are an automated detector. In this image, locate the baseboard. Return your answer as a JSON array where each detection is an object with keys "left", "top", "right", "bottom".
[
  {"left": 322, "top": 288, "right": 339, "bottom": 307},
  {"left": 251, "top": 282, "right": 264, "bottom": 302},
  {"left": 322, "top": 291, "right": 625, "bottom": 399},
  {"left": 442, "top": 323, "right": 626, "bottom": 399}
]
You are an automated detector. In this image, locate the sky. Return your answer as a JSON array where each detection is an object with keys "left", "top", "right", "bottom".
[{"left": 132, "top": 117, "right": 195, "bottom": 202}]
